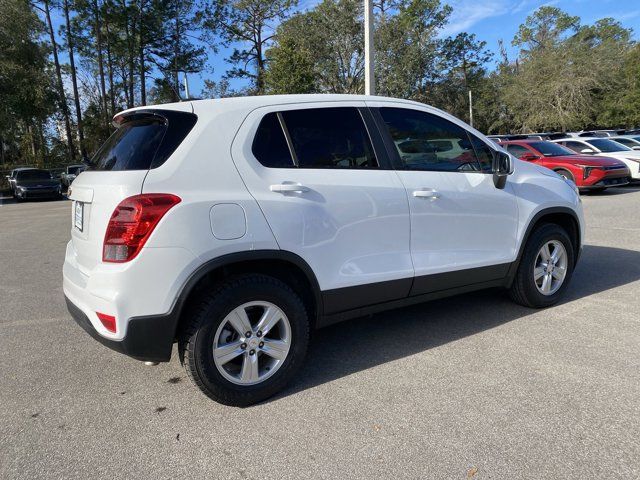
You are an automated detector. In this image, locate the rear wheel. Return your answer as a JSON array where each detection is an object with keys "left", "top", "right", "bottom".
[
  {"left": 180, "top": 274, "right": 310, "bottom": 406},
  {"left": 509, "top": 223, "right": 575, "bottom": 308}
]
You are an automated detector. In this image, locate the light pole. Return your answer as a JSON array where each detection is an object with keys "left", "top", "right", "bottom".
[
  {"left": 364, "top": 0, "right": 375, "bottom": 95},
  {"left": 183, "top": 71, "right": 190, "bottom": 100}
]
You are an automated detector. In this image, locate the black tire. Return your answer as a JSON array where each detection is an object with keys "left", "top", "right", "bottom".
[
  {"left": 555, "top": 169, "right": 575, "bottom": 183},
  {"left": 180, "top": 274, "right": 310, "bottom": 407},
  {"left": 509, "top": 223, "right": 575, "bottom": 308}
]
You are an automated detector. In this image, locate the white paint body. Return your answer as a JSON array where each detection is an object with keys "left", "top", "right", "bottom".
[{"left": 63, "top": 94, "right": 584, "bottom": 341}]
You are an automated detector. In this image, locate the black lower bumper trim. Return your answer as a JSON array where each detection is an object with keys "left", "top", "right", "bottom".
[{"left": 65, "top": 296, "right": 176, "bottom": 362}]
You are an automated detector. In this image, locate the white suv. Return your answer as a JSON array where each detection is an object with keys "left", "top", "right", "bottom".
[
  {"left": 64, "top": 95, "right": 584, "bottom": 406},
  {"left": 551, "top": 137, "right": 640, "bottom": 180}
]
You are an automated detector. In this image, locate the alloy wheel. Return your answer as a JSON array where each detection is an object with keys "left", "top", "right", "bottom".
[
  {"left": 212, "top": 301, "right": 292, "bottom": 385},
  {"left": 534, "top": 240, "right": 568, "bottom": 296}
]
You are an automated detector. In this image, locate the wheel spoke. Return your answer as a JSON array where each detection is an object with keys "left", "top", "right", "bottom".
[
  {"left": 541, "top": 273, "right": 552, "bottom": 293},
  {"left": 240, "top": 353, "right": 259, "bottom": 382},
  {"left": 540, "top": 243, "right": 552, "bottom": 262},
  {"left": 214, "top": 341, "right": 244, "bottom": 365},
  {"left": 256, "top": 306, "right": 282, "bottom": 336},
  {"left": 552, "top": 266, "right": 565, "bottom": 281},
  {"left": 551, "top": 245, "right": 563, "bottom": 263},
  {"left": 261, "top": 339, "right": 289, "bottom": 360},
  {"left": 534, "top": 266, "right": 546, "bottom": 281},
  {"left": 227, "top": 307, "right": 252, "bottom": 336}
]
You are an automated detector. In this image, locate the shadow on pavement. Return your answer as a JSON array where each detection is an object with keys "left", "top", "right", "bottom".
[{"left": 276, "top": 244, "right": 640, "bottom": 401}]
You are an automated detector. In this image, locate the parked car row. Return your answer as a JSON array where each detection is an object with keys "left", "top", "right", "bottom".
[
  {"left": 488, "top": 128, "right": 640, "bottom": 142},
  {"left": 492, "top": 134, "right": 640, "bottom": 191},
  {"left": 5, "top": 164, "right": 86, "bottom": 201}
]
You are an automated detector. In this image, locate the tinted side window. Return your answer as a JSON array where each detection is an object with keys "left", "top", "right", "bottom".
[
  {"left": 468, "top": 134, "right": 495, "bottom": 172},
  {"left": 379, "top": 108, "right": 481, "bottom": 172},
  {"left": 506, "top": 144, "right": 531, "bottom": 158},
  {"left": 563, "top": 141, "right": 585, "bottom": 153},
  {"left": 252, "top": 113, "right": 294, "bottom": 168},
  {"left": 280, "top": 108, "right": 377, "bottom": 169}
]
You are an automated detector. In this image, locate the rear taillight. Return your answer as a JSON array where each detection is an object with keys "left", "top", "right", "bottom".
[{"left": 103, "top": 193, "right": 181, "bottom": 263}]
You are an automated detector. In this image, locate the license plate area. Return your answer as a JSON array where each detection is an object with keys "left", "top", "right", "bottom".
[{"left": 74, "top": 201, "right": 84, "bottom": 231}]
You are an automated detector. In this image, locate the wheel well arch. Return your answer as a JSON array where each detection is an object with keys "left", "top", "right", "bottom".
[
  {"left": 508, "top": 207, "right": 581, "bottom": 284},
  {"left": 172, "top": 251, "right": 323, "bottom": 341}
]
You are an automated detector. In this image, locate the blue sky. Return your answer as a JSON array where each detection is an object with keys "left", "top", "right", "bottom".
[
  {"left": 50, "top": 0, "right": 640, "bottom": 98},
  {"left": 191, "top": 0, "right": 640, "bottom": 95}
]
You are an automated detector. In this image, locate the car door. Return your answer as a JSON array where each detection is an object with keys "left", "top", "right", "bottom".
[
  {"left": 231, "top": 102, "right": 413, "bottom": 314},
  {"left": 368, "top": 102, "right": 519, "bottom": 296}
]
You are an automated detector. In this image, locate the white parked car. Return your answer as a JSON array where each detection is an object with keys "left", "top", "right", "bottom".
[
  {"left": 551, "top": 137, "right": 640, "bottom": 180},
  {"left": 64, "top": 95, "right": 584, "bottom": 406}
]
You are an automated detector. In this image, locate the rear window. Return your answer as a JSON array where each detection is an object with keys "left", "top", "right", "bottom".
[{"left": 89, "top": 110, "right": 197, "bottom": 171}]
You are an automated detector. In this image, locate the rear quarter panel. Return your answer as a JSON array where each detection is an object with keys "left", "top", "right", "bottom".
[{"left": 140, "top": 101, "right": 279, "bottom": 259}]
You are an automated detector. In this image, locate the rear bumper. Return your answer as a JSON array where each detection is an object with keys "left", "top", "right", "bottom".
[
  {"left": 65, "top": 296, "right": 176, "bottom": 362},
  {"left": 62, "top": 239, "right": 200, "bottom": 362}
]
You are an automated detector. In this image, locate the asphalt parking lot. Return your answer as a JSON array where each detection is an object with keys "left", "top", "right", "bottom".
[{"left": 1, "top": 188, "right": 639, "bottom": 480}]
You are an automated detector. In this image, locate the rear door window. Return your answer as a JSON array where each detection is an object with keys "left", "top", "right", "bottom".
[
  {"left": 252, "top": 113, "right": 295, "bottom": 168},
  {"left": 90, "top": 110, "right": 197, "bottom": 171},
  {"left": 280, "top": 108, "right": 378, "bottom": 169}
]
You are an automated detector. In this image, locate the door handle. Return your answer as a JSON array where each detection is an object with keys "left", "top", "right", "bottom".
[
  {"left": 270, "top": 183, "right": 309, "bottom": 193},
  {"left": 412, "top": 188, "right": 441, "bottom": 200}
]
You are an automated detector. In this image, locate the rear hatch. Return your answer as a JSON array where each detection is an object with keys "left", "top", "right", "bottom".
[{"left": 68, "top": 107, "right": 197, "bottom": 274}]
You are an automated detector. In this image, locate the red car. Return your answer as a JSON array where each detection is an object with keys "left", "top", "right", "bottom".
[{"left": 500, "top": 140, "right": 630, "bottom": 191}]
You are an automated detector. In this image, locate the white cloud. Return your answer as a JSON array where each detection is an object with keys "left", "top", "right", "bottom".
[{"left": 440, "top": 0, "right": 511, "bottom": 37}]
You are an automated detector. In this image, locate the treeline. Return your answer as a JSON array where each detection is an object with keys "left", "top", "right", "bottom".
[{"left": 1, "top": 0, "right": 639, "bottom": 169}]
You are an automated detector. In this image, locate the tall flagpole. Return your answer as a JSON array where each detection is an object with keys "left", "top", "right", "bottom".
[{"left": 364, "top": 0, "right": 375, "bottom": 95}]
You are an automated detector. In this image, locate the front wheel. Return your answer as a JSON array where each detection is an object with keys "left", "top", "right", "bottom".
[
  {"left": 509, "top": 223, "right": 575, "bottom": 308},
  {"left": 180, "top": 274, "right": 310, "bottom": 406},
  {"left": 555, "top": 169, "right": 575, "bottom": 183}
]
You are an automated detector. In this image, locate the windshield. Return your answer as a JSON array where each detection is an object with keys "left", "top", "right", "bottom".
[
  {"left": 67, "top": 166, "right": 85, "bottom": 175},
  {"left": 586, "top": 139, "right": 631, "bottom": 153},
  {"left": 529, "top": 141, "right": 576, "bottom": 157},
  {"left": 16, "top": 170, "right": 52, "bottom": 180}
]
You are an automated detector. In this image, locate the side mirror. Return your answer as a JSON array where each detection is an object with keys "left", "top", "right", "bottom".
[
  {"left": 493, "top": 151, "right": 512, "bottom": 189},
  {"left": 520, "top": 152, "right": 539, "bottom": 161},
  {"left": 580, "top": 148, "right": 594, "bottom": 154}
]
